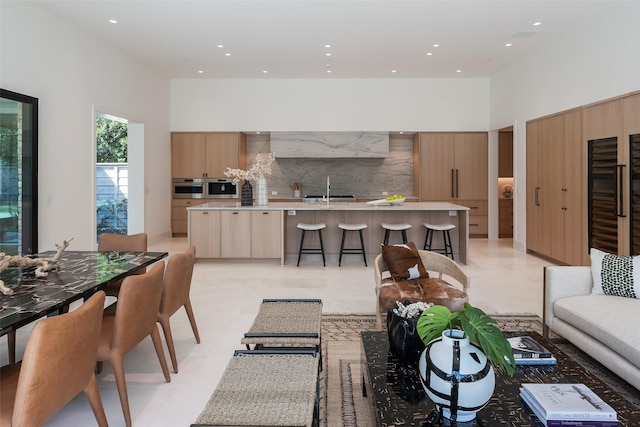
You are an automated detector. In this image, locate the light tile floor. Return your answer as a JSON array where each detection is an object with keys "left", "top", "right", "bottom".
[{"left": 2, "top": 237, "right": 557, "bottom": 426}]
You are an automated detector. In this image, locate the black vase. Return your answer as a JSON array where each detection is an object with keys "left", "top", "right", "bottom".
[{"left": 241, "top": 181, "right": 253, "bottom": 206}]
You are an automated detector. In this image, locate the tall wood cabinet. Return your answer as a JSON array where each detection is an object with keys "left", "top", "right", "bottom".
[
  {"left": 526, "top": 109, "right": 584, "bottom": 266},
  {"left": 414, "top": 132, "right": 488, "bottom": 236},
  {"left": 171, "top": 132, "right": 246, "bottom": 178}
]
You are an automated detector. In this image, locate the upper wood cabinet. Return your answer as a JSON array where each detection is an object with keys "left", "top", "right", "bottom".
[
  {"left": 171, "top": 132, "right": 246, "bottom": 178},
  {"left": 414, "top": 132, "right": 488, "bottom": 201},
  {"left": 498, "top": 131, "right": 513, "bottom": 177}
]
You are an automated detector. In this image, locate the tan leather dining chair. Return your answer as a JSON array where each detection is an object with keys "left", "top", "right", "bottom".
[
  {"left": 158, "top": 246, "right": 200, "bottom": 373},
  {"left": 96, "top": 261, "right": 170, "bottom": 427},
  {"left": 0, "top": 291, "right": 108, "bottom": 427},
  {"left": 98, "top": 232, "right": 148, "bottom": 297}
]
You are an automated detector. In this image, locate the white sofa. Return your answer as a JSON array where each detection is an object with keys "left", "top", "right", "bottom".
[{"left": 543, "top": 266, "right": 640, "bottom": 391}]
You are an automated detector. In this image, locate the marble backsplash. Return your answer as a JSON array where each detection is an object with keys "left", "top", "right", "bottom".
[
  {"left": 270, "top": 131, "right": 389, "bottom": 158},
  {"left": 246, "top": 133, "right": 414, "bottom": 199}
]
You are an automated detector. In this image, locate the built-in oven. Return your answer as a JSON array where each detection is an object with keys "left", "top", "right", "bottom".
[
  {"left": 173, "top": 178, "right": 206, "bottom": 199},
  {"left": 206, "top": 178, "right": 238, "bottom": 198}
]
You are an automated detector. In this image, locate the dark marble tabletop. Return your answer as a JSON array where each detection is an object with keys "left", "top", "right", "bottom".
[
  {"left": 361, "top": 330, "right": 640, "bottom": 426},
  {"left": 0, "top": 250, "right": 167, "bottom": 335}
]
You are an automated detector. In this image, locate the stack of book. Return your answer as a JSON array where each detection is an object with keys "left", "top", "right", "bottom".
[
  {"left": 520, "top": 383, "right": 619, "bottom": 426},
  {"left": 508, "top": 335, "right": 557, "bottom": 365}
]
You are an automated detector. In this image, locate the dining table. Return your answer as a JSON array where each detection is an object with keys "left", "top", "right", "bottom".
[{"left": 0, "top": 250, "right": 168, "bottom": 355}]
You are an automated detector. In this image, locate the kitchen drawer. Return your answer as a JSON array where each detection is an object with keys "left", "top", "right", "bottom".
[
  {"left": 172, "top": 199, "right": 206, "bottom": 236},
  {"left": 468, "top": 215, "right": 488, "bottom": 237},
  {"left": 456, "top": 200, "right": 488, "bottom": 216}
]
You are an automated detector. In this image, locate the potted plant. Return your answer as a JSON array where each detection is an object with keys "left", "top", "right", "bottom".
[{"left": 416, "top": 303, "right": 515, "bottom": 423}]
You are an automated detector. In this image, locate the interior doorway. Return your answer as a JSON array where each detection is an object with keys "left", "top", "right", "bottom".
[{"left": 498, "top": 127, "right": 514, "bottom": 238}]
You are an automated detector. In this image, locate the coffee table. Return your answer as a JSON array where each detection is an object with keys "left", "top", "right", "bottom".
[{"left": 361, "top": 331, "right": 640, "bottom": 426}]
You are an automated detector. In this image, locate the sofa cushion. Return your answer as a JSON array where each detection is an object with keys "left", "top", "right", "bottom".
[
  {"left": 553, "top": 294, "right": 640, "bottom": 367},
  {"left": 381, "top": 242, "right": 428, "bottom": 281},
  {"left": 590, "top": 248, "right": 640, "bottom": 298},
  {"left": 378, "top": 277, "right": 467, "bottom": 314}
]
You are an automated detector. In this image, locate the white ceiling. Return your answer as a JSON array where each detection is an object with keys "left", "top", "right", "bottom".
[{"left": 38, "top": 0, "right": 621, "bottom": 79}]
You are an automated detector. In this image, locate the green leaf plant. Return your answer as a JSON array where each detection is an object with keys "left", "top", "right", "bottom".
[{"left": 416, "top": 303, "right": 516, "bottom": 376}]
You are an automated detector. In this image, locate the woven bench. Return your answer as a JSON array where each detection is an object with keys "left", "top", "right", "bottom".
[
  {"left": 241, "top": 299, "right": 322, "bottom": 353},
  {"left": 191, "top": 349, "right": 319, "bottom": 427}
]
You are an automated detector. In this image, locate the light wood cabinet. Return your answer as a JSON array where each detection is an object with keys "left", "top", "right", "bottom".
[
  {"left": 220, "top": 210, "right": 251, "bottom": 258},
  {"left": 189, "top": 210, "right": 221, "bottom": 258},
  {"left": 499, "top": 199, "right": 513, "bottom": 238},
  {"left": 251, "top": 210, "right": 282, "bottom": 258},
  {"left": 172, "top": 199, "right": 206, "bottom": 235},
  {"left": 526, "top": 110, "right": 584, "bottom": 265},
  {"left": 171, "top": 132, "right": 245, "bottom": 178},
  {"left": 414, "top": 132, "right": 488, "bottom": 236},
  {"left": 498, "top": 131, "right": 513, "bottom": 177}
]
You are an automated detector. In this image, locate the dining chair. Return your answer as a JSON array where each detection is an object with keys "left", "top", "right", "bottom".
[
  {"left": 97, "top": 232, "right": 148, "bottom": 297},
  {"left": 96, "top": 261, "right": 170, "bottom": 427},
  {"left": 0, "top": 291, "right": 108, "bottom": 427},
  {"left": 158, "top": 246, "right": 200, "bottom": 373}
]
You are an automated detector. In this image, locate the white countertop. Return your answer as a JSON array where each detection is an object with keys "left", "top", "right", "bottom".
[{"left": 187, "top": 201, "right": 470, "bottom": 211}]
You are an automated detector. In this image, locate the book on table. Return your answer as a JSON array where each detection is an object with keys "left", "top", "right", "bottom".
[
  {"left": 508, "top": 335, "right": 557, "bottom": 365},
  {"left": 520, "top": 383, "right": 618, "bottom": 426}
]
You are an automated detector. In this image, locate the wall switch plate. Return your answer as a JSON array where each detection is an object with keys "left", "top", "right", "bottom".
[
  {"left": 382, "top": 191, "right": 388, "bottom": 196},
  {"left": 449, "top": 210, "right": 457, "bottom": 216},
  {"left": 288, "top": 210, "right": 296, "bottom": 216},
  {"left": 271, "top": 191, "right": 277, "bottom": 196}
]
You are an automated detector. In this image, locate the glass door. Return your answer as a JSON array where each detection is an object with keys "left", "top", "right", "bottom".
[
  {"left": 0, "top": 89, "right": 38, "bottom": 255},
  {"left": 588, "top": 137, "right": 620, "bottom": 253}
]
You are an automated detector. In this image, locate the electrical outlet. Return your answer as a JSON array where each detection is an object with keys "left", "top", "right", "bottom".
[
  {"left": 271, "top": 191, "right": 277, "bottom": 196},
  {"left": 288, "top": 210, "right": 296, "bottom": 216},
  {"left": 382, "top": 191, "right": 388, "bottom": 196},
  {"left": 449, "top": 210, "right": 457, "bottom": 216}
]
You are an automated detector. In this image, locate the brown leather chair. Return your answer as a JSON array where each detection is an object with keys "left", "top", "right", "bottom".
[
  {"left": 0, "top": 291, "right": 108, "bottom": 427},
  {"left": 96, "top": 261, "right": 170, "bottom": 427},
  {"left": 98, "top": 232, "right": 148, "bottom": 297},
  {"left": 158, "top": 246, "right": 200, "bottom": 373}
]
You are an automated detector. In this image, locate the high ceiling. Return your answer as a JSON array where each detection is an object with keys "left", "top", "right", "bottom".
[{"left": 37, "top": 0, "right": 621, "bottom": 79}]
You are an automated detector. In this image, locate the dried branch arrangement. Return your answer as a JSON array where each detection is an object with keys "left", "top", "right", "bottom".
[{"left": 0, "top": 238, "right": 73, "bottom": 296}]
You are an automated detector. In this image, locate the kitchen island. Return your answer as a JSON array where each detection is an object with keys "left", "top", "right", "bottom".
[{"left": 187, "top": 201, "right": 470, "bottom": 265}]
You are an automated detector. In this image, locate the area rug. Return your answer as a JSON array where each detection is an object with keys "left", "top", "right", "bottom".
[{"left": 319, "top": 313, "right": 640, "bottom": 427}]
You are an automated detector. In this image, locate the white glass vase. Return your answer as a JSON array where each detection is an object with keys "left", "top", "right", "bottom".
[
  {"left": 255, "top": 176, "right": 268, "bottom": 206},
  {"left": 418, "top": 329, "right": 495, "bottom": 422}
]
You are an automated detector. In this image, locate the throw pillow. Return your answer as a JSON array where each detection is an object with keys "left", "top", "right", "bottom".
[
  {"left": 381, "top": 242, "right": 429, "bottom": 281},
  {"left": 590, "top": 248, "right": 640, "bottom": 299}
]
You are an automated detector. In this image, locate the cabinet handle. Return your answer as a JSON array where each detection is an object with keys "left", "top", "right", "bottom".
[
  {"left": 262, "top": 212, "right": 269, "bottom": 215},
  {"left": 455, "top": 169, "right": 459, "bottom": 198},
  {"left": 451, "top": 169, "right": 455, "bottom": 198},
  {"left": 202, "top": 212, "right": 208, "bottom": 215},
  {"left": 232, "top": 211, "right": 239, "bottom": 215},
  {"left": 535, "top": 187, "right": 540, "bottom": 206},
  {"left": 616, "top": 164, "right": 626, "bottom": 217}
]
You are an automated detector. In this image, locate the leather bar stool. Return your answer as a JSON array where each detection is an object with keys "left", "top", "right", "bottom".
[
  {"left": 423, "top": 223, "right": 456, "bottom": 260},
  {"left": 338, "top": 223, "right": 368, "bottom": 266},
  {"left": 381, "top": 223, "right": 412, "bottom": 245},
  {"left": 297, "top": 223, "right": 327, "bottom": 266}
]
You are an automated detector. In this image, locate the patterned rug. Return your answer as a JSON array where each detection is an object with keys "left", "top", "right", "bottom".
[{"left": 319, "top": 314, "right": 640, "bottom": 427}]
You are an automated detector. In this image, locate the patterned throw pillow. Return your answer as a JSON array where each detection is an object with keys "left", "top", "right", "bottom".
[
  {"left": 381, "top": 242, "right": 429, "bottom": 281},
  {"left": 590, "top": 248, "right": 640, "bottom": 299}
]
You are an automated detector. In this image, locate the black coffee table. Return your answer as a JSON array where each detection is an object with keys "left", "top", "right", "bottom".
[{"left": 361, "top": 331, "right": 640, "bottom": 426}]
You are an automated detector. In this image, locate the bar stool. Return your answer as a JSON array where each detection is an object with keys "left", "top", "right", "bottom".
[
  {"left": 381, "top": 223, "right": 412, "bottom": 245},
  {"left": 338, "top": 223, "right": 368, "bottom": 266},
  {"left": 296, "top": 223, "right": 326, "bottom": 266},
  {"left": 423, "top": 223, "right": 455, "bottom": 260}
]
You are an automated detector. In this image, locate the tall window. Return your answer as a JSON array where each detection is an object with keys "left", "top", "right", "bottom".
[{"left": 0, "top": 89, "right": 38, "bottom": 255}]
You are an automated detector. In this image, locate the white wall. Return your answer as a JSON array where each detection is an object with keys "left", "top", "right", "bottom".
[
  {"left": 490, "top": 1, "right": 640, "bottom": 252},
  {"left": 170, "top": 78, "right": 490, "bottom": 131},
  {"left": 0, "top": 2, "right": 171, "bottom": 250}
]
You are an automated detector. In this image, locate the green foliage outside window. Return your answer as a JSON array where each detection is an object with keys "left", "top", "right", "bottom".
[{"left": 96, "top": 117, "right": 127, "bottom": 163}]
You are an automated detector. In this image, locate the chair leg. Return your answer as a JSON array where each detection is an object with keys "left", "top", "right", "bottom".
[
  {"left": 339, "top": 229, "right": 347, "bottom": 266},
  {"left": 317, "top": 230, "right": 326, "bottom": 267},
  {"left": 359, "top": 230, "right": 368, "bottom": 266},
  {"left": 184, "top": 299, "right": 201, "bottom": 344},
  {"left": 383, "top": 229, "right": 390, "bottom": 245},
  {"left": 401, "top": 230, "right": 408, "bottom": 244},
  {"left": 83, "top": 373, "right": 108, "bottom": 427},
  {"left": 428, "top": 229, "right": 434, "bottom": 251},
  {"left": 423, "top": 228, "right": 431, "bottom": 250},
  {"left": 297, "top": 230, "right": 306, "bottom": 266},
  {"left": 111, "top": 355, "right": 133, "bottom": 427},
  {"left": 151, "top": 326, "right": 172, "bottom": 382},
  {"left": 159, "top": 316, "right": 178, "bottom": 373},
  {"left": 444, "top": 230, "right": 454, "bottom": 260}
]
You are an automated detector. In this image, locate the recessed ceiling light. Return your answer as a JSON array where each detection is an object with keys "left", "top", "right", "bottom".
[
  {"left": 505, "top": 43, "right": 513, "bottom": 47},
  {"left": 109, "top": 19, "right": 118, "bottom": 24},
  {"left": 456, "top": 69, "right": 462, "bottom": 73},
  {"left": 217, "top": 44, "right": 224, "bottom": 48},
  {"left": 326, "top": 70, "right": 332, "bottom": 73},
  {"left": 427, "top": 52, "right": 433, "bottom": 56},
  {"left": 433, "top": 44, "right": 440, "bottom": 48},
  {"left": 533, "top": 22, "right": 542, "bottom": 26},
  {"left": 391, "top": 70, "right": 397, "bottom": 73},
  {"left": 325, "top": 44, "right": 331, "bottom": 48},
  {"left": 198, "top": 70, "right": 204, "bottom": 74},
  {"left": 325, "top": 53, "right": 332, "bottom": 57},
  {"left": 262, "top": 70, "right": 268, "bottom": 74},
  {"left": 399, "top": 131, "right": 404, "bottom": 134},
  {"left": 256, "top": 131, "right": 261, "bottom": 134},
  {"left": 225, "top": 53, "right": 231, "bottom": 57}
]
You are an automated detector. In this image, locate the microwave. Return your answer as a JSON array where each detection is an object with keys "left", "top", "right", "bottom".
[
  {"left": 206, "top": 178, "right": 238, "bottom": 198},
  {"left": 173, "top": 178, "right": 206, "bottom": 199}
]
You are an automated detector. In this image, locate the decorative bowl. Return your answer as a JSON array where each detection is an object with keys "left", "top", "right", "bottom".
[{"left": 388, "top": 197, "right": 405, "bottom": 205}]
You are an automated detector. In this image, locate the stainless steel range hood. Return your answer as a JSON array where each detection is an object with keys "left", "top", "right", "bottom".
[{"left": 271, "top": 131, "right": 389, "bottom": 158}]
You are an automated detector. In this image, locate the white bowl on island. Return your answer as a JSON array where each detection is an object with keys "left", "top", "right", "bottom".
[{"left": 366, "top": 196, "right": 405, "bottom": 206}]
